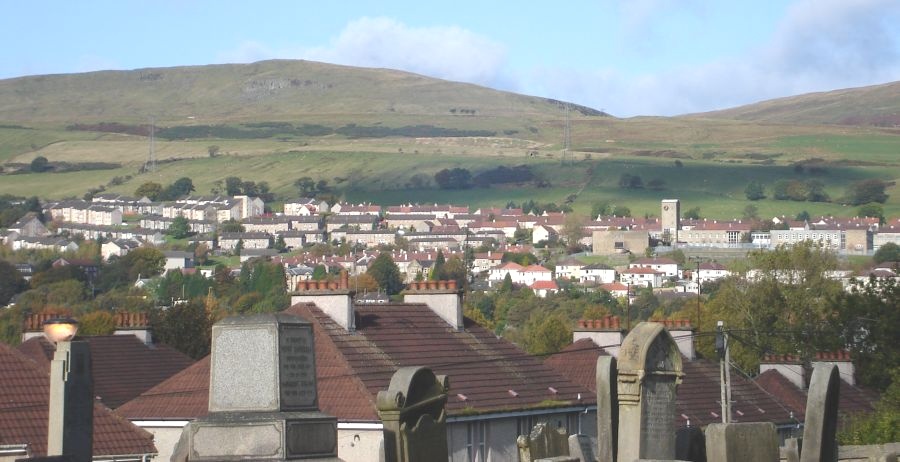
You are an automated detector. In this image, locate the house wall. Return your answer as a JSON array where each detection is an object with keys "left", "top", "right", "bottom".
[{"left": 592, "top": 230, "right": 649, "bottom": 255}]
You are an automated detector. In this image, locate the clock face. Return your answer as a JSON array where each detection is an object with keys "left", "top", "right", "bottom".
[{"left": 663, "top": 206, "right": 669, "bottom": 211}]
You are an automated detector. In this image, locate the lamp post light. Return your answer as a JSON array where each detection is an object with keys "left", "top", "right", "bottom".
[{"left": 44, "top": 317, "right": 93, "bottom": 462}]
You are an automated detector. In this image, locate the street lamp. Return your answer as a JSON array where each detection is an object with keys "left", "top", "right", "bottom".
[{"left": 43, "top": 316, "right": 93, "bottom": 461}]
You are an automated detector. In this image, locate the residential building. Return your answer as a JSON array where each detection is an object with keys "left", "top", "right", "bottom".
[
  {"left": 620, "top": 267, "right": 664, "bottom": 288},
  {"left": 0, "top": 342, "right": 158, "bottom": 460},
  {"left": 118, "top": 280, "right": 594, "bottom": 462},
  {"left": 629, "top": 257, "right": 680, "bottom": 278},
  {"left": 218, "top": 232, "right": 270, "bottom": 251}
]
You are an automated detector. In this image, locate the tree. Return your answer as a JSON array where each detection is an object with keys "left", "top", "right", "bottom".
[
  {"left": 683, "top": 207, "right": 702, "bottom": 220},
  {"left": 294, "top": 177, "right": 316, "bottom": 196},
  {"left": 563, "top": 213, "right": 587, "bottom": 251},
  {"left": 857, "top": 203, "right": 885, "bottom": 224},
  {"left": 591, "top": 200, "right": 612, "bottom": 218},
  {"left": 745, "top": 181, "right": 766, "bottom": 200},
  {"left": 430, "top": 251, "right": 446, "bottom": 281},
  {"left": 647, "top": 178, "right": 666, "bottom": 190},
  {"left": 219, "top": 219, "right": 245, "bottom": 233},
  {"left": 524, "top": 315, "right": 571, "bottom": 355},
  {"left": 150, "top": 299, "right": 212, "bottom": 359},
  {"left": 134, "top": 182, "right": 163, "bottom": 201},
  {"left": 701, "top": 242, "right": 842, "bottom": 373},
  {"left": 366, "top": 254, "right": 404, "bottom": 295},
  {"left": 168, "top": 215, "right": 191, "bottom": 239},
  {"left": 225, "top": 176, "right": 242, "bottom": 196},
  {"left": 873, "top": 243, "right": 900, "bottom": 264},
  {"left": 434, "top": 168, "right": 473, "bottom": 190},
  {"left": 618, "top": 173, "right": 643, "bottom": 189},
  {"left": 79, "top": 311, "right": 116, "bottom": 336},
  {"left": 612, "top": 205, "right": 631, "bottom": 217},
  {"left": 164, "top": 177, "right": 195, "bottom": 199},
  {"left": 499, "top": 273, "right": 514, "bottom": 293},
  {"left": 207, "top": 145, "right": 220, "bottom": 157},
  {"left": 795, "top": 210, "right": 810, "bottom": 221},
  {"left": 442, "top": 256, "right": 467, "bottom": 289},
  {"left": 742, "top": 204, "right": 759, "bottom": 220},
  {"left": 274, "top": 234, "right": 287, "bottom": 252},
  {"left": 0, "top": 260, "right": 27, "bottom": 306},
  {"left": 845, "top": 179, "right": 888, "bottom": 205},
  {"left": 311, "top": 265, "right": 327, "bottom": 280},
  {"left": 805, "top": 179, "right": 829, "bottom": 202},
  {"left": 30, "top": 156, "right": 50, "bottom": 173},
  {"left": 830, "top": 278, "right": 899, "bottom": 391}
]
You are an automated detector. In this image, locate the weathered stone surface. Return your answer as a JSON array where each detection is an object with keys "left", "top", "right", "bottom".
[
  {"left": 179, "top": 314, "right": 340, "bottom": 461},
  {"left": 675, "top": 426, "right": 706, "bottom": 462},
  {"left": 596, "top": 355, "right": 618, "bottom": 462},
  {"left": 376, "top": 367, "right": 449, "bottom": 462},
  {"left": 568, "top": 434, "right": 595, "bottom": 462},
  {"left": 209, "top": 314, "right": 317, "bottom": 413},
  {"left": 705, "top": 422, "right": 778, "bottom": 462},
  {"left": 517, "top": 422, "right": 569, "bottom": 462},
  {"left": 617, "top": 322, "right": 684, "bottom": 462},
  {"left": 800, "top": 365, "right": 840, "bottom": 462}
]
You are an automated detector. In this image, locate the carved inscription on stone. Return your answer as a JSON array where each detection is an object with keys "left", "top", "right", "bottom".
[{"left": 279, "top": 324, "right": 317, "bottom": 410}]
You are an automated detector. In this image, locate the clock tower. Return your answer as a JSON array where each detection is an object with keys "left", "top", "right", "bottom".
[{"left": 661, "top": 199, "right": 680, "bottom": 243}]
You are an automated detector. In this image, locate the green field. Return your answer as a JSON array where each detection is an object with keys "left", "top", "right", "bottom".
[{"left": 1, "top": 60, "right": 898, "bottom": 219}]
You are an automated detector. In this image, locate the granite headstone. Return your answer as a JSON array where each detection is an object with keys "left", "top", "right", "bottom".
[
  {"left": 616, "top": 322, "right": 684, "bottom": 462},
  {"left": 800, "top": 365, "right": 840, "bottom": 462},
  {"left": 376, "top": 367, "right": 449, "bottom": 462},
  {"left": 596, "top": 355, "right": 619, "bottom": 462}
]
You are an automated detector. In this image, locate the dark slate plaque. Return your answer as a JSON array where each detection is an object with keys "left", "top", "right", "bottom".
[{"left": 279, "top": 324, "right": 317, "bottom": 410}]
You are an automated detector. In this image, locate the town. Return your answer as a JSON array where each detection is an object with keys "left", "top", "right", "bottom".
[{"left": 0, "top": 190, "right": 897, "bottom": 461}]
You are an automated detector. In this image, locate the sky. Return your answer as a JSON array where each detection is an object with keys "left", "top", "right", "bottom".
[{"left": 2, "top": 0, "right": 899, "bottom": 117}]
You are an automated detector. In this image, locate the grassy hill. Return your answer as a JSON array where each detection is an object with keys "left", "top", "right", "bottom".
[
  {"left": 686, "top": 81, "right": 900, "bottom": 126},
  {"left": 0, "top": 60, "right": 898, "bottom": 219},
  {"left": 0, "top": 59, "right": 601, "bottom": 128}
]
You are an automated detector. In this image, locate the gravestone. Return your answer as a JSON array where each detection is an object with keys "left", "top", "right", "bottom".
[
  {"left": 800, "top": 365, "right": 840, "bottom": 462},
  {"left": 568, "top": 434, "right": 596, "bottom": 462},
  {"left": 705, "top": 422, "right": 778, "bottom": 462},
  {"left": 596, "top": 356, "right": 618, "bottom": 462},
  {"left": 517, "top": 422, "right": 570, "bottom": 462},
  {"left": 176, "top": 313, "right": 340, "bottom": 461},
  {"left": 783, "top": 438, "right": 801, "bottom": 462},
  {"left": 376, "top": 367, "right": 449, "bottom": 462},
  {"left": 675, "top": 427, "right": 706, "bottom": 462},
  {"left": 616, "top": 322, "right": 684, "bottom": 462}
]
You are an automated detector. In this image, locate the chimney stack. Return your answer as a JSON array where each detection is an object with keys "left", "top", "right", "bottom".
[
  {"left": 760, "top": 354, "right": 806, "bottom": 389},
  {"left": 403, "top": 280, "right": 463, "bottom": 330},
  {"left": 573, "top": 316, "right": 625, "bottom": 357},
  {"left": 652, "top": 319, "right": 695, "bottom": 360},
  {"left": 291, "top": 270, "right": 355, "bottom": 331}
]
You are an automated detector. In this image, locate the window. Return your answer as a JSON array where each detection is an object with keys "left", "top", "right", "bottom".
[{"left": 467, "top": 421, "right": 487, "bottom": 462}]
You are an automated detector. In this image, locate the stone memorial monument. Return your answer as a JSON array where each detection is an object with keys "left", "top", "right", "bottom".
[
  {"left": 174, "top": 313, "right": 340, "bottom": 461},
  {"left": 596, "top": 356, "right": 618, "bottom": 462},
  {"left": 376, "top": 366, "right": 449, "bottom": 462},
  {"left": 516, "top": 422, "right": 573, "bottom": 462},
  {"left": 800, "top": 364, "right": 840, "bottom": 462},
  {"left": 616, "top": 322, "right": 684, "bottom": 462},
  {"left": 705, "top": 422, "right": 779, "bottom": 462}
]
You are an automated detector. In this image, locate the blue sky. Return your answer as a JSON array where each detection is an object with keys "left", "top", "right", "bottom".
[{"left": 2, "top": 0, "right": 899, "bottom": 116}]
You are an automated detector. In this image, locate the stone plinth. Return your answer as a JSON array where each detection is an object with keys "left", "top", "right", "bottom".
[{"left": 179, "top": 314, "right": 340, "bottom": 461}]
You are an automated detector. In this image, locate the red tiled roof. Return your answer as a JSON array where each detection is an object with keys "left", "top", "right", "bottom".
[
  {"left": 755, "top": 369, "right": 879, "bottom": 423},
  {"left": 530, "top": 280, "right": 559, "bottom": 290},
  {"left": 545, "top": 343, "right": 796, "bottom": 428},
  {"left": 0, "top": 342, "right": 156, "bottom": 457},
  {"left": 116, "top": 357, "right": 212, "bottom": 420},
  {"left": 121, "top": 303, "right": 593, "bottom": 421},
  {"left": 18, "top": 336, "right": 194, "bottom": 409},
  {"left": 622, "top": 267, "right": 663, "bottom": 275},
  {"left": 522, "top": 264, "right": 551, "bottom": 273}
]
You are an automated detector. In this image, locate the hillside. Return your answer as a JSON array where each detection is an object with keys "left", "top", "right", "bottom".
[
  {"left": 686, "top": 80, "right": 900, "bottom": 126},
  {"left": 0, "top": 59, "right": 602, "bottom": 127},
  {"left": 0, "top": 61, "right": 898, "bottom": 219}
]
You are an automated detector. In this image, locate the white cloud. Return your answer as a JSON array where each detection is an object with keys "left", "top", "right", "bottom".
[
  {"left": 528, "top": 0, "right": 900, "bottom": 116},
  {"left": 302, "top": 17, "right": 507, "bottom": 86}
]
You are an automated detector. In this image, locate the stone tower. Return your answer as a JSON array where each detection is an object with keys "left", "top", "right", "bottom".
[{"left": 661, "top": 199, "right": 680, "bottom": 243}]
